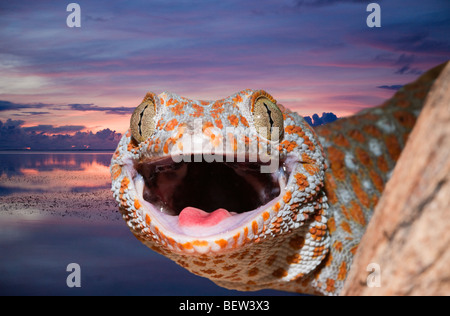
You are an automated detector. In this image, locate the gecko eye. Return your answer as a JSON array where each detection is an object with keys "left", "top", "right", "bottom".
[
  {"left": 251, "top": 93, "right": 284, "bottom": 142},
  {"left": 130, "top": 93, "right": 157, "bottom": 143}
]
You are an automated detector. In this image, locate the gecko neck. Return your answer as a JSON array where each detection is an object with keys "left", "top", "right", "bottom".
[{"left": 306, "top": 62, "right": 447, "bottom": 295}]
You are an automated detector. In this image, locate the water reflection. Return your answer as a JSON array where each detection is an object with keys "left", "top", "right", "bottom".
[
  {"left": 0, "top": 151, "right": 112, "bottom": 176},
  {"left": 0, "top": 152, "right": 112, "bottom": 195},
  {"left": 0, "top": 152, "right": 291, "bottom": 296}
]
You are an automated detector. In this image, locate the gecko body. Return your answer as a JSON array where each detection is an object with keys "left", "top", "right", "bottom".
[{"left": 110, "top": 64, "right": 445, "bottom": 295}]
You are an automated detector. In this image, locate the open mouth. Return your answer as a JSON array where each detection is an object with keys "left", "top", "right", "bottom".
[{"left": 132, "top": 155, "right": 288, "bottom": 237}]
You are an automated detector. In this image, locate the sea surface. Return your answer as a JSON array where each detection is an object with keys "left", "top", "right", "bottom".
[{"left": 0, "top": 152, "right": 291, "bottom": 296}]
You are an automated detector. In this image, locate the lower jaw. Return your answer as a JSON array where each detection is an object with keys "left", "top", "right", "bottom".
[{"left": 134, "top": 174, "right": 286, "bottom": 238}]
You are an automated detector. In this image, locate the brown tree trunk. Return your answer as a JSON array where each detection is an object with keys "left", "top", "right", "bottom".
[{"left": 341, "top": 62, "right": 450, "bottom": 296}]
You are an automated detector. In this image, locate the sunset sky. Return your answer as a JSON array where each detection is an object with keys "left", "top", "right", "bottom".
[{"left": 1, "top": 0, "right": 449, "bottom": 137}]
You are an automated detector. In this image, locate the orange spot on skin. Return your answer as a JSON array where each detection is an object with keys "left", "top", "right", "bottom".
[
  {"left": 370, "top": 169, "right": 385, "bottom": 193},
  {"left": 283, "top": 191, "right": 292, "bottom": 203},
  {"left": 332, "top": 133, "right": 350, "bottom": 147},
  {"left": 324, "top": 253, "right": 333, "bottom": 267},
  {"left": 145, "top": 214, "right": 151, "bottom": 225},
  {"left": 326, "top": 279, "right": 336, "bottom": 293},
  {"left": 171, "top": 102, "right": 185, "bottom": 115},
  {"left": 227, "top": 133, "right": 238, "bottom": 152},
  {"left": 192, "top": 240, "right": 208, "bottom": 247},
  {"left": 193, "top": 260, "right": 206, "bottom": 266},
  {"left": 325, "top": 173, "right": 338, "bottom": 205},
  {"left": 232, "top": 94, "right": 243, "bottom": 104},
  {"left": 272, "top": 268, "right": 288, "bottom": 279},
  {"left": 386, "top": 134, "right": 402, "bottom": 161},
  {"left": 348, "top": 129, "right": 365, "bottom": 143},
  {"left": 215, "top": 239, "right": 228, "bottom": 249},
  {"left": 233, "top": 232, "right": 240, "bottom": 247},
  {"left": 290, "top": 202, "right": 300, "bottom": 212},
  {"left": 211, "top": 102, "right": 225, "bottom": 119},
  {"left": 363, "top": 125, "right": 382, "bottom": 137},
  {"left": 156, "top": 119, "right": 165, "bottom": 130},
  {"left": 285, "top": 125, "right": 305, "bottom": 137},
  {"left": 341, "top": 221, "right": 352, "bottom": 234},
  {"left": 377, "top": 155, "right": 389, "bottom": 173},
  {"left": 313, "top": 246, "right": 325, "bottom": 258},
  {"left": 273, "top": 202, "right": 281, "bottom": 213},
  {"left": 212, "top": 101, "right": 224, "bottom": 109},
  {"left": 333, "top": 241, "right": 343, "bottom": 252},
  {"left": 153, "top": 138, "right": 161, "bottom": 153},
  {"left": 337, "top": 262, "right": 347, "bottom": 281},
  {"left": 294, "top": 173, "right": 309, "bottom": 191},
  {"left": 243, "top": 227, "right": 249, "bottom": 241},
  {"left": 252, "top": 221, "right": 259, "bottom": 235},
  {"left": 202, "top": 121, "right": 214, "bottom": 133},
  {"left": 126, "top": 141, "right": 137, "bottom": 154},
  {"left": 120, "top": 177, "right": 130, "bottom": 192},
  {"left": 303, "top": 135, "right": 316, "bottom": 152},
  {"left": 165, "top": 119, "right": 179, "bottom": 131},
  {"left": 166, "top": 98, "right": 177, "bottom": 106},
  {"left": 327, "top": 146, "right": 346, "bottom": 181},
  {"left": 228, "top": 114, "right": 239, "bottom": 127},
  {"left": 163, "top": 138, "right": 176, "bottom": 154},
  {"left": 223, "top": 264, "right": 237, "bottom": 271},
  {"left": 248, "top": 267, "right": 259, "bottom": 277},
  {"left": 301, "top": 153, "right": 315, "bottom": 165},
  {"left": 215, "top": 119, "right": 223, "bottom": 129},
  {"left": 111, "top": 164, "right": 121, "bottom": 180},
  {"left": 327, "top": 217, "right": 336, "bottom": 234},
  {"left": 355, "top": 147, "right": 372, "bottom": 167},
  {"left": 281, "top": 140, "right": 297, "bottom": 153},
  {"left": 341, "top": 205, "right": 351, "bottom": 221},
  {"left": 191, "top": 104, "right": 204, "bottom": 117},
  {"left": 350, "top": 174, "right": 370, "bottom": 208},
  {"left": 240, "top": 116, "right": 249, "bottom": 127},
  {"left": 349, "top": 201, "right": 366, "bottom": 226},
  {"left": 134, "top": 199, "right": 141, "bottom": 210}
]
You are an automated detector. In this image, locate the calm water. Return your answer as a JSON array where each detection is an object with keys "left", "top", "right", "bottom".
[{"left": 0, "top": 152, "right": 289, "bottom": 296}]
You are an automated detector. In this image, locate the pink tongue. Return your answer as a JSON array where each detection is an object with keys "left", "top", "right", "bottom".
[{"left": 179, "top": 207, "right": 232, "bottom": 227}]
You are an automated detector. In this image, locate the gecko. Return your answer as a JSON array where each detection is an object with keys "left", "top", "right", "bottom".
[{"left": 110, "top": 62, "right": 446, "bottom": 295}]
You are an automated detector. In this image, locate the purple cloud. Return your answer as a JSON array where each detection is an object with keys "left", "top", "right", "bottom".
[
  {"left": 377, "top": 85, "right": 403, "bottom": 91},
  {"left": 0, "top": 119, "right": 121, "bottom": 150},
  {"left": 68, "top": 103, "right": 135, "bottom": 115}
]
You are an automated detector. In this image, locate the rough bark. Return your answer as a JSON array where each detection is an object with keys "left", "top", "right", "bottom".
[{"left": 341, "top": 62, "right": 450, "bottom": 296}]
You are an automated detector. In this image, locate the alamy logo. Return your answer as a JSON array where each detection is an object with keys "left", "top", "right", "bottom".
[
  {"left": 366, "top": 3, "right": 381, "bottom": 28},
  {"left": 168, "top": 119, "right": 281, "bottom": 174},
  {"left": 366, "top": 263, "right": 381, "bottom": 288},
  {"left": 66, "top": 263, "right": 81, "bottom": 288},
  {"left": 66, "top": 3, "right": 81, "bottom": 28}
]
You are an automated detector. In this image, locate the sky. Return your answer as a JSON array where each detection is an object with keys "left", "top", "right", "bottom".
[{"left": 0, "top": 0, "right": 449, "bottom": 148}]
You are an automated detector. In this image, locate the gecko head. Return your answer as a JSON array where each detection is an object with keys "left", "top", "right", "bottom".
[{"left": 110, "top": 90, "right": 327, "bottom": 256}]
